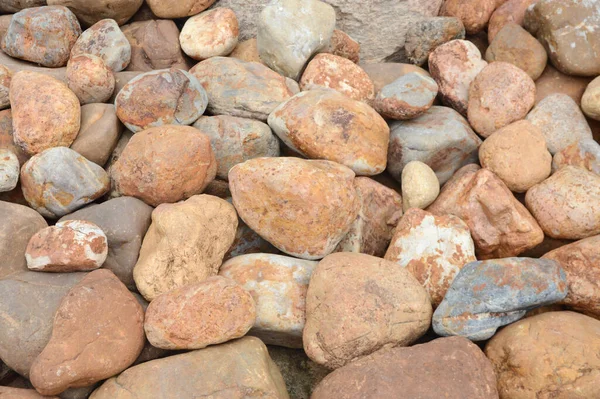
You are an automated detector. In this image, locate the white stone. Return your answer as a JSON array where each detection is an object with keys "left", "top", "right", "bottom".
[
  {"left": 401, "top": 161, "right": 440, "bottom": 211},
  {"left": 0, "top": 149, "right": 19, "bottom": 192}
]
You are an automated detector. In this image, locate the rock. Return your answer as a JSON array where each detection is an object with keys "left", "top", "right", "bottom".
[
  {"left": 485, "top": 311, "right": 600, "bottom": 399},
  {"left": 440, "top": 0, "right": 496, "bottom": 34},
  {"left": 134, "top": 195, "right": 237, "bottom": 301},
  {"left": 30, "top": 270, "right": 144, "bottom": 396},
  {"left": 58, "top": 197, "right": 152, "bottom": 290},
  {"left": 488, "top": 0, "right": 538, "bottom": 42},
  {"left": 582, "top": 76, "right": 600, "bottom": 121},
  {"left": 10, "top": 71, "right": 80, "bottom": 156},
  {"left": 89, "top": 337, "right": 289, "bottom": 399},
  {"left": 180, "top": 8, "right": 239, "bottom": 61},
  {"left": 229, "top": 37, "right": 263, "bottom": 64},
  {"left": 401, "top": 161, "right": 439, "bottom": 211},
  {"left": 66, "top": 54, "right": 115, "bottom": 105},
  {"left": 433, "top": 257, "right": 567, "bottom": 340},
  {"left": 190, "top": 57, "right": 294, "bottom": 122},
  {"left": 0, "top": 65, "right": 10, "bottom": 110},
  {"left": 257, "top": 0, "right": 335, "bottom": 80},
  {"left": 553, "top": 138, "right": 600, "bottom": 174},
  {"left": 479, "top": 120, "right": 551, "bottom": 192},
  {"left": 110, "top": 125, "right": 216, "bottom": 206},
  {"left": 122, "top": 20, "right": 190, "bottom": 72},
  {"left": 229, "top": 157, "right": 359, "bottom": 260},
  {"left": 146, "top": 0, "right": 215, "bottom": 18},
  {"left": 0, "top": 15, "right": 11, "bottom": 42},
  {"left": 324, "top": 29, "right": 360, "bottom": 63},
  {"left": 373, "top": 73, "right": 438, "bottom": 120},
  {"left": 299, "top": 54, "right": 374, "bottom": 102},
  {"left": 387, "top": 106, "right": 482, "bottom": 185},
  {"left": 526, "top": 166, "right": 600, "bottom": 239},
  {"left": 524, "top": 0, "right": 600, "bottom": 77},
  {"left": 0, "top": 110, "right": 29, "bottom": 167},
  {"left": 193, "top": 115, "right": 280, "bottom": 180},
  {"left": 70, "top": 104, "right": 122, "bottom": 167},
  {"left": 362, "top": 63, "right": 431, "bottom": 95},
  {"left": 485, "top": 23, "right": 547, "bottom": 80},
  {"left": 0, "top": 201, "right": 47, "bottom": 279},
  {"left": 0, "top": 149, "right": 19, "bottom": 192},
  {"left": 144, "top": 276, "right": 255, "bottom": 350},
  {"left": 304, "top": 253, "right": 432, "bottom": 369},
  {"left": 428, "top": 40, "right": 487, "bottom": 116},
  {"left": 70, "top": 19, "right": 131, "bottom": 72},
  {"left": 115, "top": 68, "right": 207, "bottom": 133},
  {"left": 428, "top": 165, "right": 544, "bottom": 258},
  {"left": 312, "top": 337, "right": 498, "bottom": 399},
  {"left": 223, "top": 222, "right": 280, "bottom": 261},
  {"left": 25, "top": 220, "right": 107, "bottom": 272},
  {"left": 0, "top": 271, "right": 86, "bottom": 377},
  {"left": 268, "top": 90, "right": 388, "bottom": 175},
  {"left": 385, "top": 208, "right": 476, "bottom": 307},
  {"left": 534, "top": 64, "right": 591, "bottom": 106},
  {"left": 1, "top": 6, "right": 81, "bottom": 67},
  {"left": 47, "top": 0, "right": 143, "bottom": 26},
  {"left": 334, "top": 177, "right": 402, "bottom": 257},
  {"left": 405, "top": 17, "right": 465, "bottom": 66},
  {"left": 0, "top": 1, "right": 45, "bottom": 13},
  {"left": 0, "top": 387, "right": 58, "bottom": 399},
  {"left": 21, "top": 147, "right": 110, "bottom": 219},
  {"left": 0, "top": 50, "right": 67, "bottom": 83},
  {"left": 220, "top": 254, "right": 316, "bottom": 348}
]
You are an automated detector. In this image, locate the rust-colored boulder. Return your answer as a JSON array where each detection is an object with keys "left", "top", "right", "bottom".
[
  {"left": 66, "top": 54, "right": 115, "bottom": 105},
  {"left": 440, "top": 0, "right": 497, "bottom": 34},
  {"left": 180, "top": 8, "right": 239, "bottom": 61},
  {"left": 146, "top": 0, "right": 216, "bottom": 18},
  {"left": 324, "top": 29, "right": 360, "bottom": 63}
]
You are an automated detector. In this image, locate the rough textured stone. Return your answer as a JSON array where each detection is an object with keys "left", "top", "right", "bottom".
[
  {"left": 0, "top": 65, "right": 10, "bottom": 110},
  {"left": 0, "top": 149, "right": 19, "bottom": 192},
  {"left": 25, "top": 220, "right": 108, "bottom": 272},
  {"left": 405, "top": 17, "right": 465, "bottom": 66},
  {"left": 428, "top": 165, "right": 544, "bottom": 259},
  {"left": 71, "top": 19, "right": 131, "bottom": 72},
  {"left": 553, "top": 138, "right": 600, "bottom": 175},
  {"left": 479, "top": 120, "right": 551, "bottom": 192},
  {"left": 21, "top": 147, "right": 110, "bottom": 219},
  {"left": 582, "top": 76, "right": 600, "bottom": 121},
  {"left": 89, "top": 337, "right": 289, "bottom": 399},
  {"left": 312, "top": 337, "right": 498, "bottom": 399},
  {"left": 229, "top": 37, "right": 263, "bottom": 64},
  {"left": 229, "top": 157, "right": 359, "bottom": 260},
  {"left": 193, "top": 115, "right": 280, "bottom": 180},
  {"left": 401, "top": 161, "right": 439, "bottom": 210},
  {"left": 388, "top": 106, "right": 482, "bottom": 185},
  {"left": 70, "top": 104, "right": 121, "bottom": 167},
  {"left": 1, "top": 6, "right": 81, "bottom": 67},
  {"left": 147, "top": 0, "right": 216, "bottom": 18},
  {"left": 134, "top": 195, "right": 237, "bottom": 301},
  {"left": 220, "top": 254, "right": 317, "bottom": 348},
  {"left": 110, "top": 125, "right": 216, "bottom": 206},
  {"left": 485, "top": 311, "right": 600, "bottom": 399},
  {"left": 180, "top": 8, "right": 239, "bottom": 61},
  {"left": 385, "top": 209, "right": 476, "bottom": 307},
  {"left": 428, "top": 40, "right": 487, "bottom": 116},
  {"left": 526, "top": 166, "right": 600, "bottom": 239},
  {"left": 10, "top": 71, "right": 80, "bottom": 156},
  {"left": 324, "top": 29, "right": 360, "bottom": 63},
  {"left": 304, "top": 253, "right": 432, "bottom": 369},
  {"left": 268, "top": 346, "right": 330, "bottom": 399},
  {"left": 373, "top": 73, "right": 437, "bottom": 120},
  {"left": 190, "top": 57, "right": 294, "bottom": 122},
  {"left": 268, "top": 90, "right": 389, "bottom": 175},
  {"left": 47, "top": 0, "right": 143, "bottom": 27},
  {"left": 433, "top": 257, "right": 567, "bottom": 340},
  {"left": 66, "top": 54, "right": 115, "bottom": 105},
  {"left": 488, "top": 0, "right": 538, "bottom": 42},
  {"left": 362, "top": 62, "right": 431, "bottom": 95},
  {"left": 440, "top": 0, "right": 497, "bottom": 34}
]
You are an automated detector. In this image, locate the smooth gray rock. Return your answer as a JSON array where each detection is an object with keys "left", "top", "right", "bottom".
[{"left": 0, "top": 149, "right": 19, "bottom": 192}]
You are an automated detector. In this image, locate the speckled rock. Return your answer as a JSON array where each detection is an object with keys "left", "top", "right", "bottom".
[
  {"left": 0, "top": 149, "right": 19, "bottom": 192},
  {"left": 10, "top": 71, "right": 80, "bottom": 156},
  {"left": 0, "top": 65, "right": 10, "bottom": 110},
  {"left": 25, "top": 220, "right": 107, "bottom": 272},
  {"left": 21, "top": 147, "right": 110, "bottom": 218},
  {"left": 89, "top": 337, "right": 289, "bottom": 399},
  {"left": 581, "top": 76, "right": 600, "bottom": 121},
  {"left": 257, "top": 0, "right": 335, "bottom": 80},
  {"left": 428, "top": 40, "right": 487, "bottom": 115},
  {"left": 312, "top": 337, "right": 499, "bottom": 399},
  {"left": 220, "top": 254, "right": 316, "bottom": 348},
  {"left": 299, "top": 54, "right": 374, "bottom": 102},
  {"left": 553, "top": 138, "right": 600, "bottom": 174},
  {"left": 485, "top": 23, "right": 547, "bottom": 80},
  {"left": 230, "top": 157, "right": 359, "bottom": 260},
  {"left": 1, "top": 6, "right": 81, "bottom": 67},
  {"left": 304, "top": 253, "right": 432, "bottom": 369},
  {"left": 401, "top": 161, "right": 440, "bottom": 211},
  {"left": 133, "top": 195, "right": 237, "bottom": 301},
  {"left": 70, "top": 104, "right": 122, "bottom": 167},
  {"left": 526, "top": 166, "right": 600, "bottom": 239},
  {"left": 524, "top": 0, "right": 600, "bottom": 77},
  {"left": 193, "top": 115, "right": 280, "bottom": 180},
  {"left": 190, "top": 57, "right": 294, "bottom": 122},
  {"left": 362, "top": 63, "right": 431, "bottom": 95},
  {"left": 440, "top": 0, "right": 497, "bottom": 34},
  {"left": 388, "top": 106, "right": 482, "bottom": 185},
  {"left": 66, "top": 54, "right": 115, "bottom": 105},
  {"left": 405, "top": 17, "right": 465, "bottom": 66},
  {"left": 479, "top": 120, "right": 551, "bottom": 192},
  {"left": 428, "top": 165, "right": 544, "bottom": 258},
  {"left": 324, "top": 29, "right": 360, "bottom": 63},
  {"left": 110, "top": 125, "right": 216, "bottom": 206},
  {"left": 433, "top": 257, "right": 567, "bottom": 340},
  {"left": 71, "top": 19, "right": 131, "bottom": 72},
  {"left": 146, "top": 0, "right": 216, "bottom": 18},
  {"left": 268, "top": 90, "right": 389, "bottom": 175},
  {"left": 47, "top": 0, "right": 143, "bottom": 27},
  {"left": 468, "top": 62, "right": 536, "bottom": 137},
  {"left": 373, "top": 73, "right": 438, "bottom": 120},
  {"left": 180, "top": 8, "right": 238, "bottom": 61},
  {"left": 488, "top": 0, "right": 538, "bottom": 42},
  {"left": 485, "top": 311, "right": 600, "bottom": 399},
  {"left": 229, "top": 37, "right": 263, "bottom": 64}
]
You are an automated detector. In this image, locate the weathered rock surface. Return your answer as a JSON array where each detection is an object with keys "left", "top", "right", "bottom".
[
  {"left": 146, "top": 0, "right": 216, "bottom": 19},
  {"left": 325, "top": 29, "right": 360, "bottom": 63},
  {"left": 66, "top": 54, "right": 115, "bottom": 105},
  {"left": 401, "top": 161, "right": 439, "bottom": 211},
  {"left": 47, "top": 0, "right": 143, "bottom": 27},
  {"left": 180, "top": 8, "right": 239, "bottom": 61},
  {"left": 71, "top": 19, "right": 131, "bottom": 72},
  {"left": 70, "top": 104, "right": 122, "bottom": 167},
  {"left": 268, "top": 346, "right": 330, "bottom": 399},
  {"left": 488, "top": 0, "right": 538, "bottom": 42},
  {"left": 0, "top": 149, "right": 19, "bottom": 192},
  {"left": 374, "top": 73, "right": 438, "bottom": 120},
  {"left": 440, "top": 0, "right": 496, "bottom": 34},
  {"left": 405, "top": 17, "right": 465, "bottom": 66},
  {"left": 553, "top": 138, "right": 600, "bottom": 175}
]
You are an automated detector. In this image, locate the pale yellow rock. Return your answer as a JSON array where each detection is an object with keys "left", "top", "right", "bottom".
[
  {"left": 401, "top": 161, "right": 440, "bottom": 211},
  {"left": 582, "top": 76, "right": 600, "bottom": 121}
]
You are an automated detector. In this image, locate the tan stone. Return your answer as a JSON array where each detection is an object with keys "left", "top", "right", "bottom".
[
  {"left": 133, "top": 195, "right": 238, "bottom": 301},
  {"left": 180, "top": 8, "right": 239, "bottom": 61},
  {"left": 488, "top": 0, "right": 538, "bottom": 42},
  {"left": 47, "top": 0, "right": 143, "bottom": 27},
  {"left": 70, "top": 104, "right": 122, "bottom": 167},
  {"left": 361, "top": 62, "right": 430, "bottom": 95},
  {"left": 440, "top": 0, "right": 497, "bottom": 34},
  {"left": 146, "top": 0, "right": 216, "bottom": 18},
  {"left": 553, "top": 138, "right": 600, "bottom": 175},
  {"left": 428, "top": 165, "right": 544, "bottom": 259},
  {"left": 325, "top": 29, "right": 360, "bottom": 63},
  {"left": 485, "top": 311, "right": 600, "bottom": 399},
  {"left": 229, "top": 157, "right": 359, "bottom": 260},
  {"left": 401, "top": 161, "right": 440, "bottom": 211},
  {"left": 582, "top": 76, "right": 600, "bottom": 121},
  {"left": 66, "top": 54, "right": 115, "bottom": 105},
  {"left": 229, "top": 38, "right": 263, "bottom": 64},
  {"left": 535, "top": 64, "right": 592, "bottom": 106}
]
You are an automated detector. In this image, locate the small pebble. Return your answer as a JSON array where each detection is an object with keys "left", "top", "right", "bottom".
[{"left": 401, "top": 160, "right": 440, "bottom": 211}]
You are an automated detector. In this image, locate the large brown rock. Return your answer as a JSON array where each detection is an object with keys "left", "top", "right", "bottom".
[
  {"left": 47, "top": 0, "right": 143, "bottom": 26},
  {"left": 146, "top": 0, "right": 216, "bottom": 18},
  {"left": 312, "top": 337, "right": 499, "bottom": 399},
  {"left": 303, "top": 253, "right": 432, "bottom": 369},
  {"left": 229, "top": 157, "right": 359, "bottom": 260},
  {"left": 70, "top": 104, "right": 122, "bottom": 167},
  {"left": 488, "top": 0, "right": 538, "bottom": 42},
  {"left": 325, "top": 29, "right": 360, "bottom": 64},
  {"left": 485, "top": 311, "right": 600, "bottom": 399},
  {"left": 428, "top": 165, "right": 544, "bottom": 259}
]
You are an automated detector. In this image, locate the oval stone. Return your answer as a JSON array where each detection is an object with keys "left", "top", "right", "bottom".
[
  {"left": 180, "top": 8, "right": 239, "bottom": 61},
  {"left": 67, "top": 54, "right": 115, "bottom": 104},
  {"left": 70, "top": 19, "right": 131, "bottom": 72}
]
